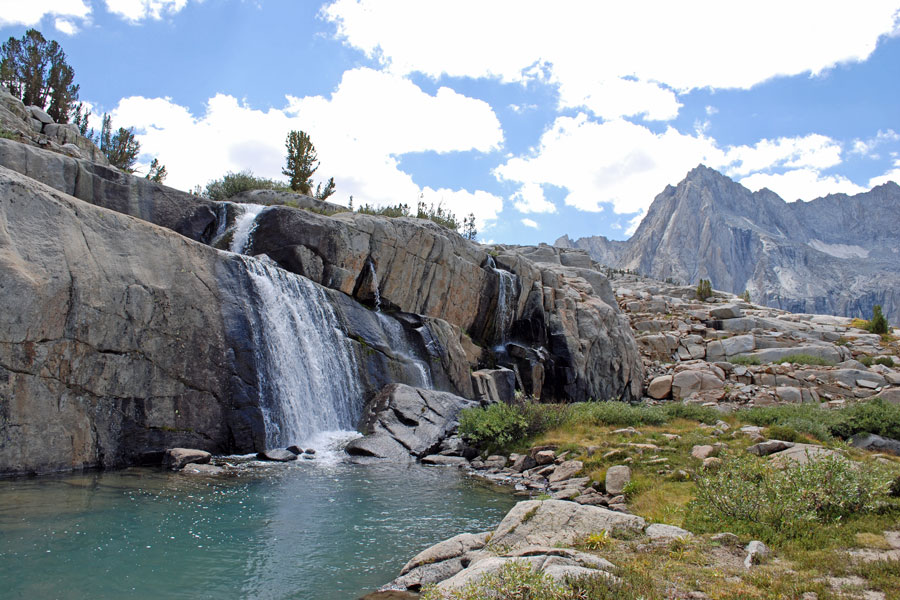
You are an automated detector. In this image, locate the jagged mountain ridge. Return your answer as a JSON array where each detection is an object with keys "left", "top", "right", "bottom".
[{"left": 556, "top": 165, "right": 900, "bottom": 323}]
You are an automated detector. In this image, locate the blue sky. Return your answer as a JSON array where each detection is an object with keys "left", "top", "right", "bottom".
[{"left": 2, "top": 1, "right": 900, "bottom": 246}]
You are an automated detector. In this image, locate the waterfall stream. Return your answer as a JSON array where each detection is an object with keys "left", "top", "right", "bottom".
[
  {"left": 486, "top": 255, "right": 518, "bottom": 347},
  {"left": 240, "top": 256, "right": 363, "bottom": 448},
  {"left": 230, "top": 203, "right": 267, "bottom": 254}
]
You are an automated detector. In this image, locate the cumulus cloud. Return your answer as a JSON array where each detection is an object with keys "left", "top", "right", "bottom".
[
  {"left": 740, "top": 168, "right": 866, "bottom": 200},
  {"left": 494, "top": 112, "right": 870, "bottom": 216},
  {"left": 111, "top": 68, "right": 505, "bottom": 229},
  {"left": 850, "top": 129, "right": 900, "bottom": 157},
  {"left": 54, "top": 18, "right": 79, "bottom": 35},
  {"left": 722, "top": 134, "right": 843, "bottom": 176},
  {"left": 104, "top": 0, "right": 190, "bottom": 22},
  {"left": 511, "top": 182, "right": 556, "bottom": 214},
  {"left": 869, "top": 159, "right": 900, "bottom": 187},
  {"left": 521, "top": 218, "right": 539, "bottom": 229},
  {"left": 323, "top": 0, "right": 900, "bottom": 120},
  {"left": 0, "top": 0, "right": 91, "bottom": 27}
]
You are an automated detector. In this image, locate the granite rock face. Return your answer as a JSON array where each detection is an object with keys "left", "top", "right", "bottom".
[{"left": 558, "top": 165, "right": 900, "bottom": 324}]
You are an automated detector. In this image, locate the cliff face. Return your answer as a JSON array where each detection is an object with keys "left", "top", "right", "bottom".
[
  {"left": 557, "top": 165, "right": 900, "bottom": 324},
  {"left": 0, "top": 134, "right": 643, "bottom": 475}
]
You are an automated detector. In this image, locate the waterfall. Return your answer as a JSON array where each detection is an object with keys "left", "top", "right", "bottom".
[
  {"left": 486, "top": 255, "right": 518, "bottom": 346},
  {"left": 374, "top": 312, "right": 433, "bottom": 388},
  {"left": 239, "top": 256, "right": 363, "bottom": 448},
  {"left": 230, "top": 203, "right": 267, "bottom": 254},
  {"left": 368, "top": 260, "right": 382, "bottom": 312}
]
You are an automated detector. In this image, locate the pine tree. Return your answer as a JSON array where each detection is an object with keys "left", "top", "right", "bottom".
[
  {"left": 97, "top": 114, "right": 140, "bottom": 173},
  {"left": 0, "top": 29, "right": 79, "bottom": 123},
  {"left": 315, "top": 176, "right": 335, "bottom": 201},
  {"left": 462, "top": 213, "right": 477, "bottom": 240},
  {"left": 145, "top": 158, "right": 167, "bottom": 183},
  {"left": 868, "top": 305, "right": 888, "bottom": 335},
  {"left": 696, "top": 279, "right": 713, "bottom": 301},
  {"left": 282, "top": 130, "right": 318, "bottom": 195}
]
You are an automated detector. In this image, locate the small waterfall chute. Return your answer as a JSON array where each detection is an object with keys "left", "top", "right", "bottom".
[
  {"left": 230, "top": 203, "right": 267, "bottom": 254},
  {"left": 486, "top": 255, "right": 519, "bottom": 347}
]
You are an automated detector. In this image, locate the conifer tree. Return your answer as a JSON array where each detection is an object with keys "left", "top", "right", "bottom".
[
  {"left": 0, "top": 29, "right": 79, "bottom": 123},
  {"left": 282, "top": 130, "right": 319, "bottom": 195}
]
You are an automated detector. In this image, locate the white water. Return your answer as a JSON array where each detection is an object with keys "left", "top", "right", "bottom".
[
  {"left": 240, "top": 256, "right": 363, "bottom": 448},
  {"left": 368, "top": 260, "right": 382, "bottom": 312},
  {"left": 375, "top": 312, "right": 432, "bottom": 388},
  {"left": 486, "top": 255, "right": 518, "bottom": 346},
  {"left": 230, "top": 203, "right": 267, "bottom": 254}
]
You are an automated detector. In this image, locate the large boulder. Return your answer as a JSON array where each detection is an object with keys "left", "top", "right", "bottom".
[
  {"left": 471, "top": 368, "right": 516, "bottom": 404},
  {"left": 345, "top": 384, "right": 478, "bottom": 460},
  {"left": 488, "top": 500, "right": 645, "bottom": 550}
]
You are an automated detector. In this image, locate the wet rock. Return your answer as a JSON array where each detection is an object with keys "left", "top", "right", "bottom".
[
  {"left": 257, "top": 448, "right": 297, "bottom": 462},
  {"left": 164, "top": 448, "right": 212, "bottom": 470},
  {"left": 422, "top": 455, "right": 469, "bottom": 466},
  {"left": 181, "top": 463, "right": 225, "bottom": 475}
]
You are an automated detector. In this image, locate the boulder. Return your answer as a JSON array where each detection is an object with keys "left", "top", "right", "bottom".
[
  {"left": 672, "top": 369, "right": 724, "bottom": 400},
  {"left": 471, "top": 368, "right": 516, "bottom": 404},
  {"left": 775, "top": 386, "right": 803, "bottom": 404},
  {"left": 346, "top": 384, "right": 478, "bottom": 460},
  {"left": 510, "top": 453, "right": 537, "bottom": 472},
  {"left": 164, "top": 448, "right": 211, "bottom": 470},
  {"left": 257, "top": 449, "right": 297, "bottom": 462},
  {"left": 647, "top": 375, "right": 673, "bottom": 399},
  {"left": 721, "top": 334, "right": 755, "bottom": 356},
  {"left": 421, "top": 455, "right": 468, "bottom": 466},
  {"left": 534, "top": 450, "right": 556, "bottom": 465},
  {"left": 850, "top": 433, "right": 900, "bottom": 456},
  {"left": 646, "top": 524, "right": 692, "bottom": 539},
  {"left": 710, "top": 305, "right": 744, "bottom": 319},
  {"left": 768, "top": 444, "right": 841, "bottom": 467},
  {"left": 548, "top": 460, "right": 583, "bottom": 483},
  {"left": 744, "top": 540, "right": 770, "bottom": 568},
  {"left": 28, "top": 105, "right": 53, "bottom": 124},
  {"left": 604, "top": 465, "right": 632, "bottom": 494},
  {"left": 747, "top": 440, "right": 795, "bottom": 457},
  {"left": 691, "top": 445, "right": 714, "bottom": 460},
  {"left": 488, "top": 500, "right": 646, "bottom": 550}
]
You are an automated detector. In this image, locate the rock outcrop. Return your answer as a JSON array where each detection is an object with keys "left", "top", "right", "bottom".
[{"left": 558, "top": 165, "right": 900, "bottom": 324}]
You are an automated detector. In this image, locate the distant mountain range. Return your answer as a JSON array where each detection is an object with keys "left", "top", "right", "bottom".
[{"left": 556, "top": 165, "right": 900, "bottom": 324}]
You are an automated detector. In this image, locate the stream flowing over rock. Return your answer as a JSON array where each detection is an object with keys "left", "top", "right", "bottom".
[{"left": 0, "top": 125, "right": 642, "bottom": 475}]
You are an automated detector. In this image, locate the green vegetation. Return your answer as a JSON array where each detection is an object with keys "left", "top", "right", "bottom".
[
  {"left": 204, "top": 170, "right": 291, "bottom": 201},
  {"left": 859, "top": 355, "right": 895, "bottom": 367},
  {"left": 144, "top": 157, "right": 167, "bottom": 183},
  {"left": 687, "top": 452, "right": 891, "bottom": 541},
  {"left": 738, "top": 399, "right": 900, "bottom": 442},
  {"left": 355, "top": 199, "right": 474, "bottom": 233},
  {"left": 729, "top": 355, "right": 761, "bottom": 365},
  {"left": 1, "top": 29, "right": 79, "bottom": 123},
  {"left": 420, "top": 560, "right": 653, "bottom": 600},
  {"left": 868, "top": 305, "right": 889, "bottom": 335},
  {"left": 96, "top": 113, "right": 140, "bottom": 173},
  {"left": 462, "top": 213, "right": 477, "bottom": 241},
  {"left": 282, "top": 129, "right": 335, "bottom": 200},
  {"left": 0, "top": 127, "right": 15, "bottom": 140},
  {"left": 777, "top": 353, "right": 835, "bottom": 366},
  {"left": 695, "top": 278, "right": 713, "bottom": 301},
  {"left": 739, "top": 290, "right": 751, "bottom": 302}
]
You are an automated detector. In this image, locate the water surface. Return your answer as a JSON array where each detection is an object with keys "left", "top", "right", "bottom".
[{"left": 0, "top": 459, "right": 515, "bottom": 600}]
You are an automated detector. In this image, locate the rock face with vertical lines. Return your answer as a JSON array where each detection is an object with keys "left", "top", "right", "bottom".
[{"left": 557, "top": 165, "right": 900, "bottom": 325}]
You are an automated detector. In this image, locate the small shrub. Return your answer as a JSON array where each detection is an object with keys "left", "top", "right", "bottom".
[
  {"left": 740, "top": 290, "right": 751, "bottom": 302},
  {"left": 860, "top": 355, "right": 874, "bottom": 367},
  {"left": 829, "top": 398, "right": 900, "bottom": 440},
  {"left": 689, "top": 452, "right": 891, "bottom": 539},
  {"left": 778, "top": 353, "right": 835, "bottom": 366},
  {"left": 875, "top": 356, "right": 895, "bottom": 367},
  {"left": 204, "top": 170, "right": 290, "bottom": 200},
  {"left": 729, "top": 355, "right": 761, "bottom": 366},
  {"left": 738, "top": 404, "right": 835, "bottom": 441},
  {"left": 766, "top": 425, "right": 803, "bottom": 443},
  {"left": 851, "top": 318, "right": 871, "bottom": 330},
  {"left": 696, "top": 278, "right": 713, "bottom": 301},
  {"left": 458, "top": 403, "right": 529, "bottom": 454},
  {"left": 0, "top": 127, "right": 17, "bottom": 140},
  {"left": 868, "top": 305, "right": 889, "bottom": 335}
]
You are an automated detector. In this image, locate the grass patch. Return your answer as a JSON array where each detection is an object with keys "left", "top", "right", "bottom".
[
  {"left": 0, "top": 127, "right": 17, "bottom": 140},
  {"left": 777, "top": 353, "right": 836, "bottom": 366},
  {"left": 729, "top": 355, "right": 761, "bottom": 365}
]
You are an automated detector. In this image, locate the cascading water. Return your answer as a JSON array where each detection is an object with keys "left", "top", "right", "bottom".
[
  {"left": 239, "top": 255, "right": 363, "bottom": 448},
  {"left": 486, "top": 255, "right": 518, "bottom": 348},
  {"left": 230, "top": 203, "right": 267, "bottom": 254},
  {"left": 368, "top": 260, "right": 382, "bottom": 312},
  {"left": 374, "top": 312, "right": 433, "bottom": 388}
]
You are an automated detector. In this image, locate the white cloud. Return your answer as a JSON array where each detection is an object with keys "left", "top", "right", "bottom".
[
  {"left": 104, "top": 0, "right": 189, "bottom": 22},
  {"left": 495, "top": 113, "right": 725, "bottom": 214},
  {"left": 850, "top": 129, "right": 900, "bottom": 157},
  {"left": 0, "top": 0, "right": 91, "bottom": 27},
  {"left": 54, "top": 18, "right": 78, "bottom": 35},
  {"left": 869, "top": 159, "right": 900, "bottom": 187},
  {"left": 511, "top": 182, "right": 556, "bottom": 214},
  {"left": 705, "top": 105, "right": 718, "bottom": 116},
  {"left": 111, "top": 68, "right": 505, "bottom": 228},
  {"left": 521, "top": 218, "right": 539, "bottom": 229},
  {"left": 740, "top": 168, "right": 865, "bottom": 201},
  {"left": 323, "top": 0, "right": 900, "bottom": 120},
  {"left": 722, "top": 134, "right": 843, "bottom": 176}
]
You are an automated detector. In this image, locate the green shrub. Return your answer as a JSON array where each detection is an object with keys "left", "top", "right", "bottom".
[
  {"left": 661, "top": 403, "right": 721, "bottom": 425},
  {"left": 204, "top": 170, "right": 290, "bottom": 200},
  {"left": 0, "top": 127, "right": 17, "bottom": 140},
  {"left": 875, "top": 356, "right": 895, "bottom": 367},
  {"left": 777, "top": 354, "right": 835, "bottom": 366},
  {"left": 689, "top": 452, "right": 891, "bottom": 539},
  {"left": 829, "top": 398, "right": 900, "bottom": 440},
  {"left": 860, "top": 355, "right": 874, "bottom": 367},
  {"left": 696, "top": 278, "right": 713, "bottom": 301},
  {"left": 729, "top": 355, "right": 761, "bottom": 366},
  {"left": 569, "top": 402, "right": 666, "bottom": 428},
  {"left": 868, "top": 305, "right": 889, "bottom": 335},
  {"left": 766, "top": 425, "right": 803, "bottom": 443},
  {"left": 738, "top": 404, "right": 836, "bottom": 442},
  {"left": 739, "top": 290, "right": 751, "bottom": 303},
  {"left": 458, "top": 403, "right": 529, "bottom": 454},
  {"left": 420, "top": 560, "right": 653, "bottom": 600}
]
